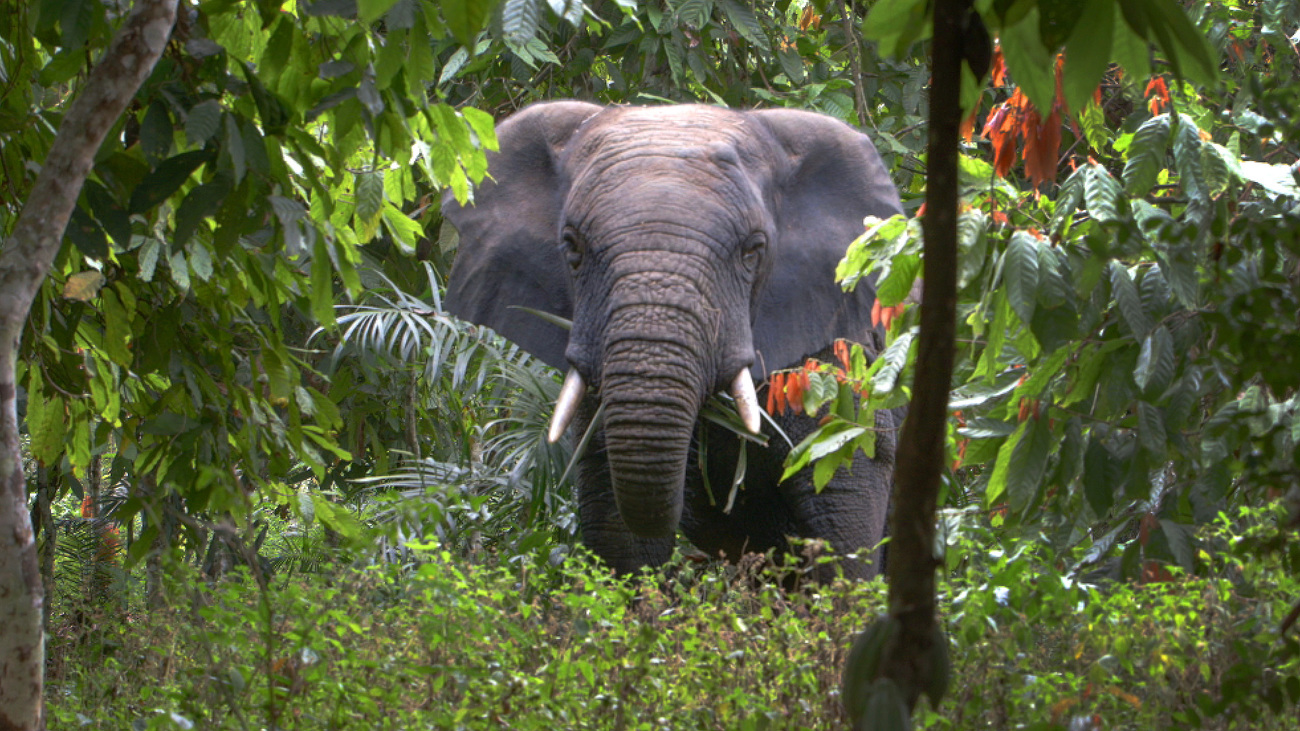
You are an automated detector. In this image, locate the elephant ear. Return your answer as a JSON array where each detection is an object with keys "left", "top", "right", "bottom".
[
  {"left": 442, "top": 101, "right": 605, "bottom": 370},
  {"left": 750, "top": 109, "right": 904, "bottom": 375}
]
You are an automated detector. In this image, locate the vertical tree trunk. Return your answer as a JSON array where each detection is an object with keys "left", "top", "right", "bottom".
[
  {"left": 35, "top": 466, "right": 55, "bottom": 628},
  {"left": 0, "top": 2, "right": 177, "bottom": 728},
  {"left": 883, "top": 0, "right": 969, "bottom": 712}
]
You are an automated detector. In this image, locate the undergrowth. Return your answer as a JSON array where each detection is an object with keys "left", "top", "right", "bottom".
[{"left": 46, "top": 507, "right": 1300, "bottom": 730}]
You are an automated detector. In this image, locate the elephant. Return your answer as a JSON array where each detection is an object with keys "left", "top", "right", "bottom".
[{"left": 442, "top": 102, "right": 904, "bottom": 581}]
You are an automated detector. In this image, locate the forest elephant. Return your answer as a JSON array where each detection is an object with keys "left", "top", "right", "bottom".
[{"left": 442, "top": 102, "right": 904, "bottom": 581}]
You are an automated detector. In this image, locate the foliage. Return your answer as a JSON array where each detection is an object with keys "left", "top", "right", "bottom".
[
  {"left": 43, "top": 507, "right": 1300, "bottom": 729},
  {"left": 803, "top": 0, "right": 1300, "bottom": 585}
]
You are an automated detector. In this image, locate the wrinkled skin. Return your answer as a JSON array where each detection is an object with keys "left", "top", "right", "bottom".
[{"left": 443, "top": 102, "right": 904, "bottom": 581}]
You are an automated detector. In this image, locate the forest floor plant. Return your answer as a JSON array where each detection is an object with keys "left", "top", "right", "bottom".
[{"left": 44, "top": 504, "right": 1300, "bottom": 730}]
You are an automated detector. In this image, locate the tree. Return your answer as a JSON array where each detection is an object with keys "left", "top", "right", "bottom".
[
  {"left": 839, "top": 0, "right": 1227, "bottom": 727},
  {"left": 0, "top": 3, "right": 178, "bottom": 727}
]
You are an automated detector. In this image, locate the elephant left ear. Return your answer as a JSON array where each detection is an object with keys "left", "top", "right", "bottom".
[{"left": 749, "top": 109, "right": 904, "bottom": 375}]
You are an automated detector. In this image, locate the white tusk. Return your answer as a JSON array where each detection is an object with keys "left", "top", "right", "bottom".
[
  {"left": 729, "top": 369, "right": 762, "bottom": 434},
  {"left": 548, "top": 369, "right": 587, "bottom": 443}
]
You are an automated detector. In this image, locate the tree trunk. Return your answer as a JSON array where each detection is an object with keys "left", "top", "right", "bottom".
[
  {"left": 0, "top": 2, "right": 177, "bottom": 728},
  {"left": 883, "top": 0, "right": 968, "bottom": 712}
]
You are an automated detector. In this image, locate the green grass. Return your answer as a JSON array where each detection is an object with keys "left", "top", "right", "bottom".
[{"left": 46, "top": 510, "right": 1300, "bottom": 730}]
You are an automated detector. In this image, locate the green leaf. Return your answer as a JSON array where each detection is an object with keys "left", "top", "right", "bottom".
[
  {"left": 1001, "top": 7, "right": 1056, "bottom": 113},
  {"left": 102, "top": 285, "right": 134, "bottom": 367},
  {"left": 1007, "top": 412, "right": 1052, "bottom": 514},
  {"left": 871, "top": 329, "right": 915, "bottom": 394},
  {"left": 141, "top": 100, "right": 174, "bottom": 165},
  {"left": 1085, "top": 162, "right": 1124, "bottom": 223},
  {"left": 25, "top": 369, "right": 65, "bottom": 466},
  {"left": 128, "top": 150, "right": 212, "bottom": 215},
  {"left": 1061, "top": 0, "right": 1113, "bottom": 115},
  {"left": 1083, "top": 433, "right": 1117, "bottom": 515},
  {"left": 440, "top": 0, "right": 497, "bottom": 47},
  {"left": 174, "top": 178, "right": 232, "bottom": 249},
  {"left": 862, "top": 0, "right": 930, "bottom": 59},
  {"left": 1109, "top": 261, "right": 1153, "bottom": 337},
  {"left": 877, "top": 253, "right": 920, "bottom": 307},
  {"left": 502, "top": 0, "right": 541, "bottom": 47},
  {"left": 781, "top": 419, "right": 867, "bottom": 483},
  {"left": 717, "top": 0, "right": 771, "bottom": 56},
  {"left": 1137, "top": 400, "right": 1167, "bottom": 457},
  {"left": 1133, "top": 325, "right": 1174, "bottom": 395},
  {"left": 311, "top": 239, "right": 337, "bottom": 328},
  {"left": 1110, "top": 3, "right": 1150, "bottom": 78},
  {"left": 84, "top": 181, "right": 131, "bottom": 248},
  {"left": 186, "top": 100, "right": 223, "bottom": 146},
  {"left": 1003, "top": 231, "right": 1041, "bottom": 325},
  {"left": 355, "top": 170, "right": 384, "bottom": 225},
  {"left": 66, "top": 206, "right": 108, "bottom": 259},
  {"left": 1139, "top": 0, "right": 1217, "bottom": 85},
  {"left": 360, "top": 0, "right": 402, "bottom": 22},
  {"left": 1171, "top": 114, "right": 1206, "bottom": 199},
  {"left": 1123, "top": 113, "right": 1175, "bottom": 197}
]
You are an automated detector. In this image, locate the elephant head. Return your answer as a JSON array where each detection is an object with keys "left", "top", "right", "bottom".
[{"left": 443, "top": 102, "right": 902, "bottom": 540}]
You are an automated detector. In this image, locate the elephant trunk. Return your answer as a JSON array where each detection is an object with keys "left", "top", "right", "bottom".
[{"left": 599, "top": 320, "right": 710, "bottom": 538}]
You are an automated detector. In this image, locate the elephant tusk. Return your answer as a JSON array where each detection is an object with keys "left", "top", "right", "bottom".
[
  {"left": 548, "top": 369, "right": 587, "bottom": 443},
  {"left": 729, "top": 369, "right": 762, "bottom": 434}
]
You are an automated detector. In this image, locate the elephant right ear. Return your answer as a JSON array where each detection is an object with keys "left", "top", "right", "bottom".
[{"left": 442, "top": 101, "right": 604, "bottom": 370}]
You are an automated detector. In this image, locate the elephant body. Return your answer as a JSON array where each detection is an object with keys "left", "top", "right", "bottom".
[{"left": 443, "top": 102, "right": 904, "bottom": 581}]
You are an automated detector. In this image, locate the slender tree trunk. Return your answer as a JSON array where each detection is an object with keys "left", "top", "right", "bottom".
[
  {"left": 34, "top": 467, "right": 55, "bottom": 628},
  {"left": 0, "top": 2, "right": 177, "bottom": 728},
  {"left": 883, "top": 0, "right": 968, "bottom": 711}
]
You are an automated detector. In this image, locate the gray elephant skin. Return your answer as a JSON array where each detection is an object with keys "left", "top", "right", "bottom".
[{"left": 442, "top": 102, "right": 903, "bottom": 581}]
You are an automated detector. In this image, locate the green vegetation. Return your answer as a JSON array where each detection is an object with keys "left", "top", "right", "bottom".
[
  {"left": 45, "top": 507, "right": 1300, "bottom": 729},
  {"left": 2, "top": 0, "right": 1299, "bottom": 728}
]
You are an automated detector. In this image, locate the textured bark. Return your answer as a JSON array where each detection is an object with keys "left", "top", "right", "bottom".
[
  {"left": 883, "top": 0, "right": 967, "bottom": 711},
  {"left": 0, "top": 2, "right": 177, "bottom": 728}
]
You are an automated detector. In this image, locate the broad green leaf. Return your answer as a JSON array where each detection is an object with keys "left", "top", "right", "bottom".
[
  {"left": 128, "top": 150, "right": 212, "bottom": 215},
  {"left": 1171, "top": 114, "right": 1206, "bottom": 199},
  {"left": 717, "top": 0, "right": 771, "bottom": 56},
  {"left": 174, "top": 179, "right": 232, "bottom": 249},
  {"left": 1137, "top": 400, "right": 1167, "bottom": 457},
  {"left": 186, "top": 100, "right": 223, "bottom": 146},
  {"left": 1035, "top": 244, "right": 1071, "bottom": 309},
  {"left": 311, "top": 237, "right": 336, "bottom": 328},
  {"left": 1050, "top": 166, "right": 1087, "bottom": 237},
  {"left": 141, "top": 100, "right": 174, "bottom": 164},
  {"left": 1238, "top": 160, "right": 1300, "bottom": 199},
  {"left": 1133, "top": 325, "right": 1174, "bottom": 394},
  {"left": 1014, "top": 343, "right": 1074, "bottom": 400},
  {"left": 1139, "top": 0, "right": 1218, "bottom": 85},
  {"left": 1109, "top": 261, "right": 1152, "bottom": 337},
  {"left": 25, "top": 369, "right": 64, "bottom": 466},
  {"left": 1084, "top": 162, "right": 1123, "bottom": 223},
  {"left": 1001, "top": 8, "right": 1056, "bottom": 113},
  {"left": 871, "top": 328, "right": 915, "bottom": 394},
  {"left": 1110, "top": 2, "right": 1150, "bottom": 78},
  {"left": 360, "top": 0, "right": 402, "bottom": 23},
  {"left": 1003, "top": 231, "right": 1040, "bottom": 325},
  {"left": 862, "top": 0, "right": 930, "bottom": 58},
  {"left": 1061, "top": 0, "right": 1113, "bottom": 115},
  {"left": 1007, "top": 413, "right": 1052, "bottom": 514},
  {"left": 1122, "top": 115, "right": 1170, "bottom": 197},
  {"left": 102, "top": 286, "right": 134, "bottom": 367},
  {"left": 502, "top": 0, "right": 541, "bottom": 47},
  {"left": 441, "top": 0, "right": 498, "bottom": 47},
  {"left": 1083, "top": 433, "right": 1117, "bottom": 516},
  {"left": 877, "top": 253, "right": 920, "bottom": 307},
  {"left": 355, "top": 170, "right": 384, "bottom": 225}
]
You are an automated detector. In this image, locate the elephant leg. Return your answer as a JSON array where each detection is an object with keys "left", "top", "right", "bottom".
[
  {"left": 572, "top": 404, "right": 675, "bottom": 575},
  {"left": 773, "top": 408, "right": 899, "bottom": 582}
]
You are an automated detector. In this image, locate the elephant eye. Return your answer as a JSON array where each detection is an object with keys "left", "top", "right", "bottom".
[
  {"left": 561, "top": 228, "right": 583, "bottom": 272},
  {"left": 741, "top": 233, "right": 766, "bottom": 271}
]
